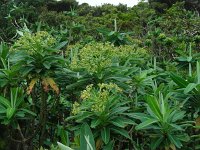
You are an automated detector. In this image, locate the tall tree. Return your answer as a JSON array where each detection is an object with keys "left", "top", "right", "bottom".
[{"left": 149, "top": 0, "right": 200, "bottom": 13}]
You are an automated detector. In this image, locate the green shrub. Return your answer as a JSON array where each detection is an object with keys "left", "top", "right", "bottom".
[{"left": 68, "top": 83, "right": 134, "bottom": 148}]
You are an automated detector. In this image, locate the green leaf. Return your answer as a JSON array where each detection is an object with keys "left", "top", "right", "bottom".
[
  {"left": 103, "top": 140, "right": 114, "bottom": 150},
  {"left": 170, "top": 73, "right": 189, "bottom": 88},
  {"left": 101, "top": 127, "right": 110, "bottom": 144},
  {"left": 43, "top": 61, "right": 51, "bottom": 69},
  {"left": 55, "top": 41, "right": 68, "bottom": 50},
  {"left": 184, "top": 83, "right": 197, "bottom": 94},
  {"left": 84, "top": 135, "right": 95, "bottom": 150},
  {"left": 65, "top": 79, "right": 89, "bottom": 90},
  {"left": 76, "top": 112, "right": 93, "bottom": 122},
  {"left": 20, "top": 109, "right": 36, "bottom": 116},
  {"left": 80, "top": 123, "right": 95, "bottom": 150},
  {"left": 91, "top": 119, "right": 101, "bottom": 128},
  {"left": 119, "top": 117, "right": 135, "bottom": 125},
  {"left": 168, "top": 134, "right": 182, "bottom": 148},
  {"left": 146, "top": 95, "right": 162, "bottom": 120},
  {"left": 57, "top": 142, "right": 73, "bottom": 150},
  {"left": 126, "top": 113, "right": 152, "bottom": 121},
  {"left": 17, "top": 30, "right": 24, "bottom": 36},
  {"left": 111, "top": 128, "right": 131, "bottom": 139},
  {"left": 16, "top": 111, "right": 25, "bottom": 117},
  {"left": 0, "top": 96, "right": 10, "bottom": 108},
  {"left": 171, "top": 111, "right": 185, "bottom": 122},
  {"left": 21, "top": 67, "right": 34, "bottom": 76},
  {"left": 160, "top": 93, "right": 166, "bottom": 116},
  {"left": 110, "top": 118, "right": 126, "bottom": 128},
  {"left": 60, "top": 128, "right": 69, "bottom": 146},
  {"left": 135, "top": 119, "right": 158, "bottom": 130},
  {"left": 0, "top": 109, "right": 6, "bottom": 114},
  {"left": 110, "top": 107, "right": 129, "bottom": 115},
  {"left": 151, "top": 136, "right": 164, "bottom": 150},
  {"left": 176, "top": 134, "right": 190, "bottom": 142},
  {"left": 169, "top": 124, "right": 183, "bottom": 131},
  {"left": 6, "top": 108, "right": 16, "bottom": 119},
  {"left": 197, "top": 61, "right": 200, "bottom": 84}
]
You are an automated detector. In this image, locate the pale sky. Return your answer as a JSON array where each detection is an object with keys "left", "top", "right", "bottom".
[{"left": 77, "top": 0, "right": 140, "bottom": 7}]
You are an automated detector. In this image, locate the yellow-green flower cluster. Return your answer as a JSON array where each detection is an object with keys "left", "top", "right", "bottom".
[
  {"left": 98, "top": 83, "right": 122, "bottom": 93},
  {"left": 91, "top": 95, "right": 107, "bottom": 113},
  {"left": 158, "top": 33, "right": 166, "bottom": 41},
  {"left": 70, "top": 42, "right": 117, "bottom": 73},
  {"left": 12, "top": 31, "right": 56, "bottom": 54},
  {"left": 93, "top": 83, "right": 122, "bottom": 113},
  {"left": 117, "top": 45, "right": 148, "bottom": 61},
  {"left": 72, "top": 83, "right": 122, "bottom": 114},
  {"left": 69, "top": 42, "right": 149, "bottom": 73},
  {"left": 80, "top": 84, "right": 93, "bottom": 100},
  {"left": 72, "top": 102, "right": 80, "bottom": 115}
]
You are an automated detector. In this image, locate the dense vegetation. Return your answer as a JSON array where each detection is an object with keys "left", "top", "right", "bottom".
[{"left": 1, "top": 0, "right": 200, "bottom": 149}]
